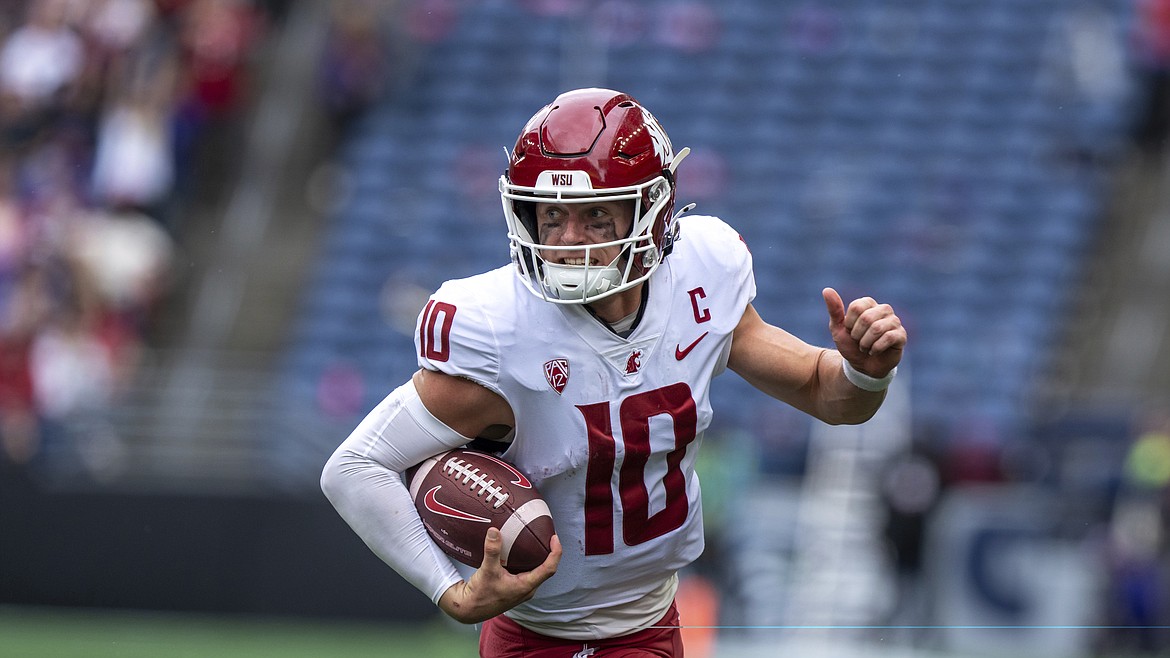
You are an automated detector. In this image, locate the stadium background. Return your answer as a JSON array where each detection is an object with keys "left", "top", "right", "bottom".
[{"left": 2, "top": 0, "right": 1169, "bottom": 656}]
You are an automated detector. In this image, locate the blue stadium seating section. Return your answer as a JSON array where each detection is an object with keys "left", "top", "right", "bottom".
[{"left": 282, "top": 0, "right": 1138, "bottom": 463}]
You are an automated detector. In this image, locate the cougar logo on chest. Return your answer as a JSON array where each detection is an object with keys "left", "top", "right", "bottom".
[{"left": 625, "top": 349, "right": 643, "bottom": 375}]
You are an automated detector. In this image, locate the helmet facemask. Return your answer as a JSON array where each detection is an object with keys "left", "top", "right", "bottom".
[{"left": 501, "top": 172, "right": 675, "bottom": 304}]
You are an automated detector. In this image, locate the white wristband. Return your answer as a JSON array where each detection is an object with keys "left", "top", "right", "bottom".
[{"left": 842, "top": 359, "right": 897, "bottom": 392}]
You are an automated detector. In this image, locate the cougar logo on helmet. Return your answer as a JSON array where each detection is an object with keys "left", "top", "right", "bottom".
[{"left": 642, "top": 109, "right": 673, "bottom": 163}]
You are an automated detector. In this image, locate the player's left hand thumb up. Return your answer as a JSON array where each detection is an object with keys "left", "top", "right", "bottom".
[{"left": 822, "top": 287, "right": 906, "bottom": 378}]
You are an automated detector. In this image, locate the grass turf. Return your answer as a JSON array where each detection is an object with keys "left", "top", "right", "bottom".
[{"left": 0, "top": 606, "right": 479, "bottom": 658}]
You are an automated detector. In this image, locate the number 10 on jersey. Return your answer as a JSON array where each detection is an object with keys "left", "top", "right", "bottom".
[{"left": 576, "top": 382, "right": 698, "bottom": 556}]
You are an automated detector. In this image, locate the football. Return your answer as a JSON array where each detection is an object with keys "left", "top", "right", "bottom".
[{"left": 406, "top": 448, "right": 555, "bottom": 574}]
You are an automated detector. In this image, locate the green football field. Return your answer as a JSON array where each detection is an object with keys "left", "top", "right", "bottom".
[
  {"left": 0, "top": 606, "right": 479, "bottom": 658},
  {"left": 4, "top": 605, "right": 1160, "bottom": 658}
]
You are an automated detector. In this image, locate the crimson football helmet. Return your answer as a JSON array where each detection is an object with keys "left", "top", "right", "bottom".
[{"left": 500, "top": 88, "right": 690, "bottom": 304}]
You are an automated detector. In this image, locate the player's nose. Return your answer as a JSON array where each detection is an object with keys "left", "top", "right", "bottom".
[{"left": 559, "top": 214, "right": 589, "bottom": 245}]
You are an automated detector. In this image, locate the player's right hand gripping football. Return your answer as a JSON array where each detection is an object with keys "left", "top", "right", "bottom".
[{"left": 438, "top": 528, "right": 562, "bottom": 624}]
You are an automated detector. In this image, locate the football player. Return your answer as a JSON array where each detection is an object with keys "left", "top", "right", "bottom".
[{"left": 321, "top": 88, "right": 906, "bottom": 657}]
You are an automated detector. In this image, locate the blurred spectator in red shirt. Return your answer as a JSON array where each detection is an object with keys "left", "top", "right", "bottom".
[{"left": 1132, "top": 0, "right": 1170, "bottom": 153}]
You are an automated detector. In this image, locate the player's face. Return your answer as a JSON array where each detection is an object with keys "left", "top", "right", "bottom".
[{"left": 534, "top": 200, "right": 635, "bottom": 267}]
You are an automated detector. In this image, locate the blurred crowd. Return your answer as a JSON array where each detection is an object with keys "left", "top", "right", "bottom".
[
  {"left": 1133, "top": 0, "right": 1170, "bottom": 154},
  {"left": 0, "top": 0, "right": 278, "bottom": 464},
  {"left": 317, "top": 0, "right": 397, "bottom": 131}
]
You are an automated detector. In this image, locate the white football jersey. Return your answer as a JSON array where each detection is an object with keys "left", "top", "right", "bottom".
[{"left": 415, "top": 214, "right": 755, "bottom": 636}]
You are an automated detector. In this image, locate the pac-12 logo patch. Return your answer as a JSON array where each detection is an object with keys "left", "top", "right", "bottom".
[{"left": 544, "top": 358, "right": 569, "bottom": 394}]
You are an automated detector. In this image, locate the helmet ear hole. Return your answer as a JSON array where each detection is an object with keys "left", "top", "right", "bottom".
[{"left": 647, "top": 180, "right": 669, "bottom": 203}]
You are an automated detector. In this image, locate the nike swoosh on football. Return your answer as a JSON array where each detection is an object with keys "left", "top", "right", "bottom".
[
  {"left": 675, "top": 331, "right": 709, "bottom": 360},
  {"left": 424, "top": 486, "right": 490, "bottom": 522},
  {"left": 479, "top": 453, "right": 532, "bottom": 488}
]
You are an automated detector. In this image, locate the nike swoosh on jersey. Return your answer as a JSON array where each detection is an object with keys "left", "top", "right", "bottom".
[
  {"left": 424, "top": 486, "right": 490, "bottom": 522},
  {"left": 675, "top": 331, "right": 709, "bottom": 360}
]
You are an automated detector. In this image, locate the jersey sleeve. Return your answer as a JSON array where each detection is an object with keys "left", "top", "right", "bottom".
[
  {"left": 722, "top": 218, "right": 756, "bottom": 308},
  {"left": 677, "top": 215, "right": 757, "bottom": 376},
  {"left": 682, "top": 214, "right": 756, "bottom": 309},
  {"left": 414, "top": 279, "right": 504, "bottom": 395}
]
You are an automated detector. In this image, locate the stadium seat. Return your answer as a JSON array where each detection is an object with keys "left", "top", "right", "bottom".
[{"left": 279, "top": 0, "right": 1135, "bottom": 454}]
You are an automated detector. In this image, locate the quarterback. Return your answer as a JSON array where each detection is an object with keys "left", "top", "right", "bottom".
[{"left": 321, "top": 88, "right": 906, "bottom": 657}]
